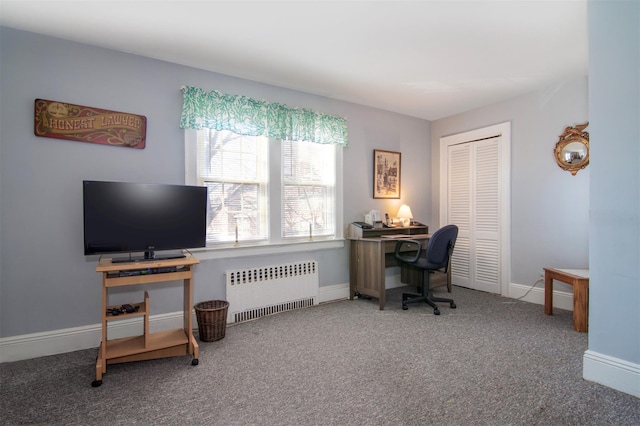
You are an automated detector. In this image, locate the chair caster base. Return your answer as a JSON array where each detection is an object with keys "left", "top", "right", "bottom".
[
  {"left": 450, "top": 302, "right": 456, "bottom": 309},
  {"left": 433, "top": 309, "right": 440, "bottom": 315},
  {"left": 91, "top": 380, "right": 102, "bottom": 387},
  {"left": 191, "top": 358, "right": 199, "bottom": 366},
  {"left": 402, "top": 304, "right": 408, "bottom": 310}
]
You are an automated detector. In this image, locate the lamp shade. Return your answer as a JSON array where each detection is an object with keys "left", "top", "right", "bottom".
[{"left": 396, "top": 204, "right": 413, "bottom": 219}]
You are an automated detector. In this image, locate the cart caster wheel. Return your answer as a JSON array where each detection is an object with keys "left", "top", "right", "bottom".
[
  {"left": 433, "top": 309, "right": 441, "bottom": 315},
  {"left": 450, "top": 302, "right": 456, "bottom": 309},
  {"left": 91, "top": 380, "right": 102, "bottom": 387},
  {"left": 192, "top": 359, "right": 199, "bottom": 366},
  {"left": 402, "top": 304, "right": 408, "bottom": 310}
]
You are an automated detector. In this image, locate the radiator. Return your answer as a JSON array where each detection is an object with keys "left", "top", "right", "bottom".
[{"left": 225, "top": 260, "right": 319, "bottom": 323}]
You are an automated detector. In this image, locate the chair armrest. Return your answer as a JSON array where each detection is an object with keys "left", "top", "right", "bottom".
[{"left": 394, "top": 239, "right": 423, "bottom": 263}]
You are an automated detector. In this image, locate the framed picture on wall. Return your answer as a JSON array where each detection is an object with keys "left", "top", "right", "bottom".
[{"left": 373, "top": 149, "right": 401, "bottom": 199}]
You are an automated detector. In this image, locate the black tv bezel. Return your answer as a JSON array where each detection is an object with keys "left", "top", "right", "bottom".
[{"left": 83, "top": 180, "right": 207, "bottom": 262}]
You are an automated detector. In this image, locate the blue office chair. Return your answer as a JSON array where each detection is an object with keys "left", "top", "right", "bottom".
[{"left": 394, "top": 224, "right": 458, "bottom": 315}]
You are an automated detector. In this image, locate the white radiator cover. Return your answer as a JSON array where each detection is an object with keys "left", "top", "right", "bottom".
[{"left": 226, "top": 260, "right": 319, "bottom": 323}]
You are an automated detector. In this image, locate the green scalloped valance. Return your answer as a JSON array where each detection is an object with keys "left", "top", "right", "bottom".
[{"left": 180, "top": 86, "right": 348, "bottom": 146}]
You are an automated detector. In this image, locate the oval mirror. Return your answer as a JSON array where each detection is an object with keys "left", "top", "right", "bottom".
[{"left": 554, "top": 122, "right": 589, "bottom": 175}]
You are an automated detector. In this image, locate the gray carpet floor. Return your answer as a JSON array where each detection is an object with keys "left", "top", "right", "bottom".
[{"left": 1, "top": 286, "right": 638, "bottom": 425}]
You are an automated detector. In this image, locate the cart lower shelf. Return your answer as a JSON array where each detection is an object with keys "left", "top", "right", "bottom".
[
  {"left": 107, "top": 328, "right": 190, "bottom": 362},
  {"left": 93, "top": 329, "right": 199, "bottom": 387}
]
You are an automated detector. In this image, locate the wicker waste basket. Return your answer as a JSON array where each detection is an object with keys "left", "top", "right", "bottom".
[{"left": 194, "top": 300, "right": 229, "bottom": 342}]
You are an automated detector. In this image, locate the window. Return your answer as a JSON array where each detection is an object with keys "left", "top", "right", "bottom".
[
  {"left": 197, "top": 129, "right": 268, "bottom": 243},
  {"left": 282, "top": 139, "right": 336, "bottom": 239},
  {"left": 180, "top": 86, "right": 347, "bottom": 253},
  {"left": 188, "top": 129, "right": 338, "bottom": 247}
]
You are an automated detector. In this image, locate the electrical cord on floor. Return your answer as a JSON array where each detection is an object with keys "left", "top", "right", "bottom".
[{"left": 515, "top": 277, "right": 543, "bottom": 300}]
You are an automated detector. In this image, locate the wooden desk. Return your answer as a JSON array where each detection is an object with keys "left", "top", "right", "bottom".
[
  {"left": 346, "top": 223, "right": 450, "bottom": 309},
  {"left": 544, "top": 268, "right": 589, "bottom": 332}
]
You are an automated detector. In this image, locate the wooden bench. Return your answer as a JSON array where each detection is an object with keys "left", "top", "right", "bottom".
[{"left": 544, "top": 268, "right": 589, "bottom": 332}]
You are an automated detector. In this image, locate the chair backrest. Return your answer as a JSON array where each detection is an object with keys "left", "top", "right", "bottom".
[{"left": 425, "top": 224, "right": 459, "bottom": 270}]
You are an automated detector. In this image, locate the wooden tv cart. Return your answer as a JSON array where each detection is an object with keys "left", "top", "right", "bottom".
[{"left": 92, "top": 254, "right": 200, "bottom": 387}]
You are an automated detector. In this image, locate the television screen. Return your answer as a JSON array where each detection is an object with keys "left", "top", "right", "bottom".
[{"left": 83, "top": 180, "right": 207, "bottom": 260}]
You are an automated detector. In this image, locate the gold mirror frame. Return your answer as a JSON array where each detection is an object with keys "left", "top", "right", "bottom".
[{"left": 554, "top": 122, "right": 589, "bottom": 176}]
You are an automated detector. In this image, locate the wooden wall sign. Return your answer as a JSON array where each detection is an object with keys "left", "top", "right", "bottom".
[{"left": 34, "top": 99, "right": 146, "bottom": 149}]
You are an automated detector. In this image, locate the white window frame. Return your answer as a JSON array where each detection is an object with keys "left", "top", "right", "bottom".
[{"left": 184, "top": 129, "right": 344, "bottom": 260}]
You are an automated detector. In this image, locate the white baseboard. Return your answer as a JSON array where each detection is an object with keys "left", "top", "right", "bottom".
[
  {"left": 317, "top": 280, "right": 575, "bottom": 310},
  {"left": 318, "top": 282, "right": 350, "bottom": 303},
  {"left": 0, "top": 282, "right": 571, "bottom": 364},
  {"left": 2, "top": 281, "right": 638, "bottom": 399},
  {"left": 0, "top": 311, "right": 189, "bottom": 363},
  {"left": 508, "top": 282, "right": 574, "bottom": 311},
  {"left": 0, "top": 284, "right": 350, "bottom": 363},
  {"left": 0, "top": 323, "right": 102, "bottom": 364},
  {"left": 583, "top": 350, "right": 640, "bottom": 398}
]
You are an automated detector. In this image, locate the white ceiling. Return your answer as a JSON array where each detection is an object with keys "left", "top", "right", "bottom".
[{"left": 0, "top": 0, "right": 588, "bottom": 121}]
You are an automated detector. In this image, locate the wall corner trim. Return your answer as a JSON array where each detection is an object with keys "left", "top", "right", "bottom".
[{"left": 583, "top": 349, "right": 640, "bottom": 398}]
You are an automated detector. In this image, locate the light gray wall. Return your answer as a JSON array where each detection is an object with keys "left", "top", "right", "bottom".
[
  {"left": 0, "top": 27, "right": 431, "bottom": 337},
  {"left": 587, "top": 0, "right": 639, "bottom": 364},
  {"left": 431, "top": 76, "right": 589, "bottom": 289}
]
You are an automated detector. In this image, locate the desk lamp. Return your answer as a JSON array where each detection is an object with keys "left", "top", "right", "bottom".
[{"left": 396, "top": 204, "right": 413, "bottom": 227}]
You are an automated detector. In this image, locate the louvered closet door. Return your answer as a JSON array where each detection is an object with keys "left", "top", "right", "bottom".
[{"left": 448, "top": 137, "right": 501, "bottom": 294}]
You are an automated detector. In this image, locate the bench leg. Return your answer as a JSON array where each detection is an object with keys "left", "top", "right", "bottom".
[
  {"left": 573, "top": 280, "right": 589, "bottom": 332},
  {"left": 544, "top": 272, "right": 553, "bottom": 315}
]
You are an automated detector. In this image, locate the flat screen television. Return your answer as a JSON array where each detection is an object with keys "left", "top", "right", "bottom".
[{"left": 83, "top": 180, "right": 207, "bottom": 262}]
